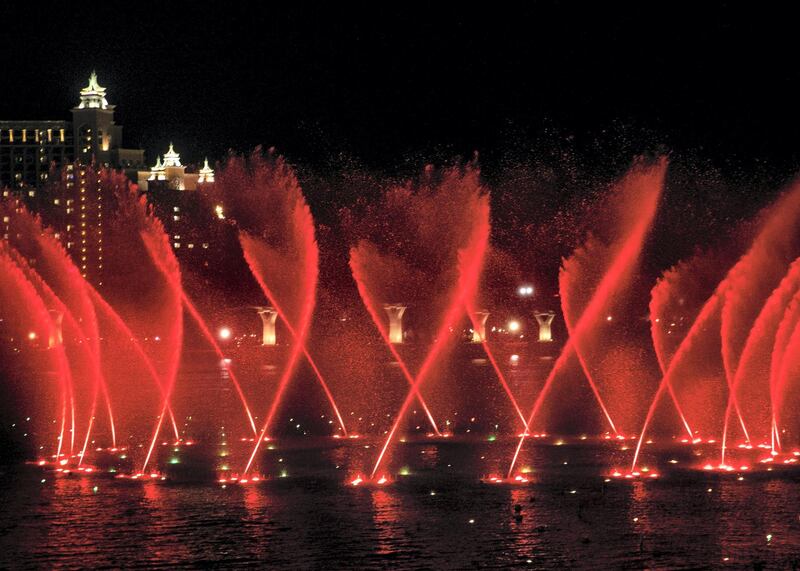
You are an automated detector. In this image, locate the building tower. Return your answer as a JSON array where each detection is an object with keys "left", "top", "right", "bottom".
[
  {"left": 70, "top": 72, "right": 144, "bottom": 176},
  {"left": 71, "top": 72, "right": 116, "bottom": 166}
]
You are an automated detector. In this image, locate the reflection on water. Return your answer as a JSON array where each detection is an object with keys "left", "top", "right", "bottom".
[{"left": 2, "top": 439, "right": 800, "bottom": 568}]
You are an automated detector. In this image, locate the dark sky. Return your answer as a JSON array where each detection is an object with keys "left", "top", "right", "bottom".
[{"left": 1, "top": 3, "right": 799, "bottom": 174}]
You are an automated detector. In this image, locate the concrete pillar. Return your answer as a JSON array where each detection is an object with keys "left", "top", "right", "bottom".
[
  {"left": 471, "top": 310, "right": 490, "bottom": 343},
  {"left": 534, "top": 311, "right": 555, "bottom": 342},
  {"left": 48, "top": 309, "right": 64, "bottom": 348},
  {"left": 384, "top": 304, "right": 407, "bottom": 344},
  {"left": 255, "top": 306, "right": 278, "bottom": 346}
]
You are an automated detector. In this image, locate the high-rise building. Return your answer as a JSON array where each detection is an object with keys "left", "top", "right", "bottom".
[
  {"left": 0, "top": 72, "right": 145, "bottom": 191},
  {"left": 1, "top": 73, "right": 220, "bottom": 287},
  {"left": 0, "top": 73, "right": 146, "bottom": 286}
]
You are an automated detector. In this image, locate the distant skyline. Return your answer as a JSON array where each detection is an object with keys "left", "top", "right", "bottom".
[{"left": 2, "top": 4, "right": 800, "bottom": 177}]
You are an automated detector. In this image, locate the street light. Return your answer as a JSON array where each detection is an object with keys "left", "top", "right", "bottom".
[
  {"left": 218, "top": 327, "right": 231, "bottom": 340},
  {"left": 517, "top": 285, "right": 534, "bottom": 297}
]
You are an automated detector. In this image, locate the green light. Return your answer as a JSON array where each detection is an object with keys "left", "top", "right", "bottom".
[
  {"left": 280, "top": 470, "right": 288, "bottom": 478},
  {"left": 92, "top": 486, "right": 99, "bottom": 493},
  {"left": 169, "top": 458, "right": 179, "bottom": 464},
  {"left": 487, "top": 435, "right": 497, "bottom": 442},
  {"left": 399, "top": 466, "right": 411, "bottom": 476}
]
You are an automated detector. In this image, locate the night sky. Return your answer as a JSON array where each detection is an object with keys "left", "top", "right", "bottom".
[{"left": 2, "top": 3, "right": 800, "bottom": 177}]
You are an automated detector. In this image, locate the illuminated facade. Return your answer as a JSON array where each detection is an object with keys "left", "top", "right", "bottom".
[
  {"left": 0, "top": 121, "right": 72, "bottom": 190},
  {"left": 137, "top": 145, "right": 214, "bottom": 192},
  {"left": 137, "top": 144, "right": 216, "bottom": 258}
]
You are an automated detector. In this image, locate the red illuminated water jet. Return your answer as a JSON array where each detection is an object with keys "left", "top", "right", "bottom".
[
  {"left": 349, "top": 255, "right": 441, "bottom": 435},
  {"left": 465, "top": 302, "right": 527, "bottom": 429},
  {"left": 0, "top": 244, "right": 73, "bottom": 460},
  {"left": 721, "top": 256, "right": 800, "bottom": 465},
  {"left": 85, "top": 286, "right": 180, "bottom": 439},
  {"left": 182, "top": 294, "right": 257, "bottom": 435},
  {"left": 510, "top": 159, "right": 665, "bottom": 478},
  {"left": 634, "top": 183, "right": 800, "bottom": 472},
  {"left": 216, "top": 154, "right": 326, "bottom": 476},
  {"left": 720, "top": 184, "right": 800, "bottom": 446},
  {"left": 0, "top": 201, "right": 116, "bottom": 459},
  {"left": 207, "top": 151, "right": 348, "bottom": 457},
  {"left": 366, "top": 168, "right": 491, "bottom": 480},
  {"left": 240, "top": 233, "right": 317, "bottom": 475}
]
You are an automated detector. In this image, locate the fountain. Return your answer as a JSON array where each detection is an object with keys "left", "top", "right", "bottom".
[{"left": 1, "top": 153, "right": 800, "bottom": 487}]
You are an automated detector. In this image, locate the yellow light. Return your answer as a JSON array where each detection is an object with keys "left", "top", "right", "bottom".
[
  {"left": 28, "top": 332, "right": 37, "bottom": 340},
  {"left": 215, "top": 205, "right": 225, "bottom": 219},
  {"left": 508, "top": 320, "right": 520, "bottom": 332}
]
